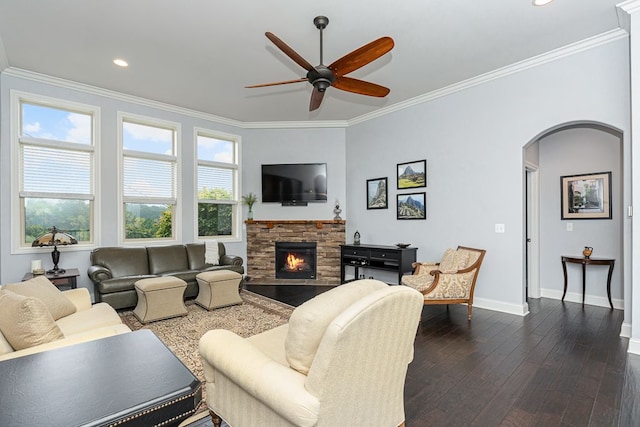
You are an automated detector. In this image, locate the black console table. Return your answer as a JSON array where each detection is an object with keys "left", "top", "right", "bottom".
[{"left": 341, "top": 244, "right": 417, "bottom": 284}]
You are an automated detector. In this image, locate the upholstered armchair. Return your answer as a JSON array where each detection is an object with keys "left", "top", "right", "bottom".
[
  {"left": 401, "top": 246, "right": 486, "bottom": 320},
  {"left": 198, "top": 279, "right": 423, "bottom": 427}
]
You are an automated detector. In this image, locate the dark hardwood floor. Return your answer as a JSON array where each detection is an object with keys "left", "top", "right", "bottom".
[{"left": 189, "top": 284, "right": 639, "bottom": 427}]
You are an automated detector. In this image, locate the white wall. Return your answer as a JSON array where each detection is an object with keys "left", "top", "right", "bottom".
[
  {"left": 345, "top": 38, "right": 630, "bottom": 316},
  {"left": 538, "top": 127, "right": 623, "bottom": 307}
]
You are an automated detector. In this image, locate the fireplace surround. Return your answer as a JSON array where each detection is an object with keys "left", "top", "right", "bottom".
[{"left": 245, "top": 220, "right": 345, "bottom": 284}]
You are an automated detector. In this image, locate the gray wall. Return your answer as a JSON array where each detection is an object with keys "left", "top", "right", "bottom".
[{"left": 344, "top": 38, "right": 630, "bottom": 315}]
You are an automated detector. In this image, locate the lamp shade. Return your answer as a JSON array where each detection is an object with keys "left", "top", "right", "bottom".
[{"left": 32, "top": 226, "right": 78, "bottom": 274}]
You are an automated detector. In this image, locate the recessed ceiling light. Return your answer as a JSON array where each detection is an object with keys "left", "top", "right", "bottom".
[
  {"left": 113, "top": 58, "right": 128, "bottom": 67},
  {"left": 533, "top": 0, "right": 554, "bottom": 6}
]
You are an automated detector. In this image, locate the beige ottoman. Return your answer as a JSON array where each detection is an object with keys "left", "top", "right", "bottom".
[
  {"left": 134, "top": 276, "right": 188, "bottom": 323},
  {"left": 195, "top": 270, "right": 243, "bottom": 310}
]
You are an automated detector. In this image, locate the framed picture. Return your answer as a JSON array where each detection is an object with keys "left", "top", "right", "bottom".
[
  {"left": 397, "top": 159, "right": 426, "bottom": 189},
  {"left": 560, "top": 172, "right": 612, "bottom": 220},
  {"left": 397, "top": 192, "right": 426, "bottom": 220},
  {"left": 366, "top": 177, "right": 388, "bottom": 209}
]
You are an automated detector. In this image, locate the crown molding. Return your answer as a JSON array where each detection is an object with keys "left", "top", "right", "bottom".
[
  {"left": 2, "top": 67, "right": 248, "bottom": 128},
  {"left": 348, "top": 28, "right": 628, "bottom": 126},
  {"left": 617, "top": 0, "right": 640, "bottom": 31},
  {"left": 1, "top": 67, "right": 347, "bottom": 130},
  {"left": 2, "top": 28, "right": 628, "bottom": 130}
]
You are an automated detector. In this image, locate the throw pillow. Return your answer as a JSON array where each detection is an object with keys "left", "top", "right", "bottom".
[
  {"left": 285, "top": 279, "right": 388, "bottom": 374},
  {"left": 0, "top": 290, "right": 64, "bottom": 351},
  {"left": 205, "top": 240, "right": 220, "bottom": 265},
  {"left": 3, "top": 275, "right": 76, "bottom": 320}
]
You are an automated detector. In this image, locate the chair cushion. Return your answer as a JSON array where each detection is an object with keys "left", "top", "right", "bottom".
[
  {"left": 285, "top": 279, "right": 388, "bottom": 375},
  {"left": 439, "top": 248, "right": 470, "bottom": 273},
  {"left": 401, "top": 273, "right": 435, "bottom": 293},
  {"left": 0, "top": 290, "right": 64, "bottom": 350},
  {"left": 3, "top": 276, "right": 76, "bottom": 320}
]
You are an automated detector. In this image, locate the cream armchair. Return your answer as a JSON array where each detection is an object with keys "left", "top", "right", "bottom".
[
  {"left": 401, "top": 246, "right": 486, "bottom": 320},
  {"left": 198, "top": 279, "right": 423, "bottom": 427}
]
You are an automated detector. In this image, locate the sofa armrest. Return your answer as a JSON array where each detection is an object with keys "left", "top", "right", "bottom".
[
  {"left": 87, "top": 265, "right": 112, "bottom": 284},
  {"left": 220, "top": 254, "right": 243, "bottom": 266},
  {"left": 62, "top": 288, "right": 92, "bottom": 311},
  {"left": 199, "top": 330, "right": 318, "bottom": 423}
]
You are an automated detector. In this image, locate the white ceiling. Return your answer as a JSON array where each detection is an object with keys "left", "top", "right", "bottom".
[{"left": 0, "top": 0, "right": 625, "bottom": 123}]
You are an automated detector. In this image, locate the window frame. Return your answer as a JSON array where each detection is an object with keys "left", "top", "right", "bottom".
[
  {"left": 10, "top": 90, "right": 100, "bottom": 254},
  {"left": 194, "top": 127, "right": 241, "bottom": 241},
  {"left": 117, "top": 112, "right": 181, "bottom": 245}
]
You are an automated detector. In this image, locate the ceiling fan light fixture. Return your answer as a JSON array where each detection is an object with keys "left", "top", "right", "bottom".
[{"left": 532, "top": 0, "right": 554, "bottom": 6}]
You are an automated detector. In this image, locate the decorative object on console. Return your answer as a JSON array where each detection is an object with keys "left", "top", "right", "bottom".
[
  {"left": 583, "top": 246, "right": 593, "bottom": 258},
  {"left": 397, "top": 192, "right": 426, "bottom": 220},
  {"left": 333, "top": 200, "right": 342, "bottom": 220},
  {"left": 396, "top": 243, "right": 410, "bottom": 248},
  {"left": 353, "top": 230, "right": 361, "bottom": 245},
  {"left": 560, "top": 171, "right": 612, "bottom": 220},
  {"left": 397, "top": 159, "right": 426, "bottom": 189},
  {"left": 367, "top": 177, "right": 388, "bottom": 209},
  {"left": 242, "top": 192, "right": 258, "bottom": 220},
  {"left": 31, "top": 226, "right": 78, "bottom": 274}
]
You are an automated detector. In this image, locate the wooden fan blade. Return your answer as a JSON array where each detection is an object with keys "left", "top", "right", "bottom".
[
  {"left": 245, "top": 78, "right": 308, "bottom": 88},
  {"left": 309, "top": 87, "right": 325, "bottom": 111},
  {"left": 333, "top": 76, "right": 390, "bottom": 97},
  {"left": 265, "top": 32, "right": 314, "bottom": 72},
  {"left": 329, "top": 36, "right": 394, "bottom": 77}
]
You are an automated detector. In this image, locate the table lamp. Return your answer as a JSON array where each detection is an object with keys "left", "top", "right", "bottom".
[{"left": 31, "top": 226, "right": 78, "bottom": 274}]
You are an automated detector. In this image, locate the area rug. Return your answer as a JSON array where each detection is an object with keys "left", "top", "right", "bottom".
[{"left": 119, "top": 290, "right": 293, "bottom": 412}]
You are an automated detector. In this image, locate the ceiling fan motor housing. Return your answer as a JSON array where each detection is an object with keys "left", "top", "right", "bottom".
[{"left": 307, "top": 65, "right": 335, "bottom": 92}]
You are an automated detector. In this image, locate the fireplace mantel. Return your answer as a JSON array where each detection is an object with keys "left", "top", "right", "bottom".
[
  {"left": 246, "top": 219, "right": 345, "bottom": 230},
  {"left": 245, "top": 220, "right": 346, "bottom": 284}
]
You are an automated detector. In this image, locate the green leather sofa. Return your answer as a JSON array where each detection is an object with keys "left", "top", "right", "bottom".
[{"left": 88, "top": 243, "right": 244, "bottom": 310}]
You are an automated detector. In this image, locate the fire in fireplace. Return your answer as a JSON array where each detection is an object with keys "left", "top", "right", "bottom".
[{"left": 275, "top": 242, "right": 317, "bottom": 279}]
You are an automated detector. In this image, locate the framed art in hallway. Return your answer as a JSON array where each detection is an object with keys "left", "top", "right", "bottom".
[
  {"left": 397, "top": 192, "right": 426, "bottom": 220},
  {"left": 366, "top": 177, "right": 388, "bottom": 209},
  {"left": 560, "top": 171, "right": 612, "bottom": 220},
  {"left": 397, "top": 159, "right": 426, "bottom": 189}
]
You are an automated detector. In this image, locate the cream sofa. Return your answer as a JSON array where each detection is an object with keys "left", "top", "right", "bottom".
[
  {"left": 0, "top": 276, "right": 130, "bottom": 361},
  {"left": 199, "top": 279, "right": 424, "bottom": 427}
]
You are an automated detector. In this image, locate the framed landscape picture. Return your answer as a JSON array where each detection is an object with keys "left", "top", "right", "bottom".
[
  {"left": 397, "top": 159, "right": 426, "bottom": 189},
  {"left": 560, "top": 171, "right": 612, "bottom": 220},
  {"left": 397, "top": 192, "right": 426, "bottom": 220},
  {"left": 367, "top": 177, "right": 388, "bottom": 209}
]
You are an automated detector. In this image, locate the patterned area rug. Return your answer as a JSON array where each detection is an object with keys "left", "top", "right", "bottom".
[{"left": 119, "top": 290, "right": 293, "bottom": 413}]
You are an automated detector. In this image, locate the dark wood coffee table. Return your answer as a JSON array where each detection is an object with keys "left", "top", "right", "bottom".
[{"left": 0, "top": 330, "right": 201, "bottom": 426}]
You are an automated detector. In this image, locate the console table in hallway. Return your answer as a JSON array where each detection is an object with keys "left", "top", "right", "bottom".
[{"left": 561, "top": 255, "right": 615, "bottom": 309}]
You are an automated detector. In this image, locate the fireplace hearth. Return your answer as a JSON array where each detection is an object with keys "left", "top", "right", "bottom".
[{"left": 275, "top": 242, "right": 317, "bottom": 280}]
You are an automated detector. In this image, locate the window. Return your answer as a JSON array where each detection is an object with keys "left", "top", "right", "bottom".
[
  {"left": 14, "top": 93, "right": 97, "bottom": 248},
  {"left": 196, "top": 130, "right": 240, "bottom": 239},
  {"left": 120, "top": 114, "right": 179, "bottom": 242}
]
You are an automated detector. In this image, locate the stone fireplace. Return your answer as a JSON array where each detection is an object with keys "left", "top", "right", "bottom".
[{"left": 245, "top": 220, "right": 345, "bottom": 284}]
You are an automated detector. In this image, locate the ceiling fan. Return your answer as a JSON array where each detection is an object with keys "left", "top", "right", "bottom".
[{"left": 246, "top": 16, "right": 394, "bottom": 111}]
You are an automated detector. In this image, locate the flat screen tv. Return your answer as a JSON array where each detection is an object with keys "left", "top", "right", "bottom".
[{"left": 262, "top": 163, "right": 327, "bottom": 204}]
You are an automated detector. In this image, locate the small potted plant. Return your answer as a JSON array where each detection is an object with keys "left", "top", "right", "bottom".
[{"left": 242, "top": 192, "right": 258, "bottom": 220}]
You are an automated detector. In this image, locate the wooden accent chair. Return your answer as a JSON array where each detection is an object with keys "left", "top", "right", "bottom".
[
  {"left": 198, "top": 279, "right": 423, "bottom": 427},
  {"left": 401, "top": 246, "right": 486, "bottom": 320}
]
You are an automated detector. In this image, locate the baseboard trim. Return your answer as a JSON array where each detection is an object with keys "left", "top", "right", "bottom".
[
  {"left": 473, "top": 297, "right": 529, "bottom": 317},
  {"left": 540, "top": 288, "right": 623, "bottom": 310}
]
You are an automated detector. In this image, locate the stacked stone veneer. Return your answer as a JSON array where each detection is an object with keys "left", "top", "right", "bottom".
[{"left": 245, "top": 220, "right": 345, "bottom": 283}]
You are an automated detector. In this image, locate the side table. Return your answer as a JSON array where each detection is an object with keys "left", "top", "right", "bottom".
[
  {"left": 561, "top": 256, "right": 615, "bottom": 309},
  {"left": 22, "top": 268, "right": 80, "bottom": 289}
]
